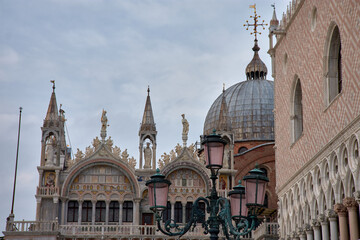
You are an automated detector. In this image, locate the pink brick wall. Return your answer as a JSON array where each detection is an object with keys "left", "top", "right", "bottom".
[{"left": 273, "top": 0, "right": 360, "bottom": 189}]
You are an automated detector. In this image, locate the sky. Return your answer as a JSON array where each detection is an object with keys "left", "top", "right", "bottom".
[{"left": 0, "top": 0, "right": 288, "bottom": 232}]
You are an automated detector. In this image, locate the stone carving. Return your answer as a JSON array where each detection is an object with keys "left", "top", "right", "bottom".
[
  {"left": 143, "top": 143, "right": 152, "bottom": 169},
  {"left": 175, "top": 143, "right": 182, "bottom": 156},
  {"left": 182, "top": 114, "right": 189, "bottom": 146},
  {"left": 334, "top": 203, "right": 347, "bottom": 216},
  {"left": 343, "top": 197, "right": 358, "bottom": 209},
  {"left": 106, "top": 136, "right": 113, "bottom": 149},
  {"left": 317, "top": 214, "right": 327, "bottom": 223},
  {"left": 121, "top": 149, "right": 129, "bottom": 161},
  {"left": 169, "top": 149, "right": 176, "bottom": 161},
  {"left": 113, "top": 146, "right": 121, "bottom": 157},
  {"left": 158, "top": 152, "right": 171, "bottom": 169},
  {"left": 304, "top": 224, "right": 312, "bottom": 232},
  {"left": 75, "top": 148, "right": 84, "bottom": 160},
  {"left": 45, "top": 135, "right": 56, "bottom": 166},
  {"left": 128, "top": 157, "right": 136, "bottom": 169},
  {"left": 85, "top": 146, "right": 94, "bottom": 157},
  {"left": 325, "top": 209, "right": 337, "bottom": 219},
  {"left": 92, "top": 137, "right": 101, "bottom": 150}
]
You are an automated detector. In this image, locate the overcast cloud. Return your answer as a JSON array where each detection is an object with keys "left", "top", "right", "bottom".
[{"left": 0, "top": 0, "right": 287, "bottom": 232}]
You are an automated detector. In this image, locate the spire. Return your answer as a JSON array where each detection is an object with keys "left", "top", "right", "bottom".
[
  {"left": 44, "top": 80, "right": 59, "bottom": 124},
  {"left": 270, "top": 3, "right": 279, "bottom": 32},
  {"left": 140, "top": 86, "right": 156, "bottom": 132},
  {"left": 217, "top": 86, "right": 232, "bottom": 132}
]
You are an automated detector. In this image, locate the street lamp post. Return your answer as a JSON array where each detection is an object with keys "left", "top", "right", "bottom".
[{"left": 146, "top": 132, "right": 269, "bottom": 240}]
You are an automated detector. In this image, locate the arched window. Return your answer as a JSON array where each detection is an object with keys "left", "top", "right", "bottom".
[
  {"left": 327, "top": 25, "right": 342, "bottom": 103},
  {"left": 67, "top": 201, "right": 78, "bottom": 222},
  {"left": 109, "top": 201, "right": 119, "bottom": 222},
  {"left": 162, "top": 201, "right": 171, "bottom": 223},
  {"left": 82, "top": 201, "right": 92, "bottom": 222},
  {"left": 123, "top": 201, "right": 133, "bottom": 222},
  {"left": 185, "top": 202, "right": 193, "bottom": 222},
  {"left": 174, "top": 201, "right": 183, "bottom": 223},
  {"left": 292, "top": 78, "right": 303, "bottom": 142},
  {"left": 238, "top": 147, "right": 248, "bottom": 154},
  {"left": 95, "top": 201, "right": 106, "bottom": 222}
]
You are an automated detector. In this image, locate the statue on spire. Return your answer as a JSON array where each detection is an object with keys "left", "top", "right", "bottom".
[
  {"left": 101, "top": 109, "right": 108, "bottom": 140},
  {"left": 182, "top": 114, "right": 189, "bottom": 147}
]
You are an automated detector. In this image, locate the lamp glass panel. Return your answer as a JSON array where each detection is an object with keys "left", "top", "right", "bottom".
[
  {"left": 230, "top": 194, "right": 247, "bottom": 217},
  {"left": 204, "top": 142, "right": 224, "bottom": 167},
  {"left": 245, "top": 179, "right": 267, "bottom": 205},
  {"left": 154, "top": 182, "right": 169, "bottom": 210}
]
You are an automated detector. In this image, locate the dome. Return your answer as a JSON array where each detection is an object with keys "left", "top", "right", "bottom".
[{"left": 204, "top": 41, "right": 274, "bottom": 141}]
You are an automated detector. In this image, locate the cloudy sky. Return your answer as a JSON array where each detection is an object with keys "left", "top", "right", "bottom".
[{"left": 0, "top": 0, "right": 287, "bottom": 232}]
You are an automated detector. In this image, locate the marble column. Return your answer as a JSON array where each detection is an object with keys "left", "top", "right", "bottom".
[
  {"left": 334, "top": 203, "right": 349, "bottom": 240},
  {"left": 119, "top": 201, "right": 123, "bottom": 225},
  {"left": 305, "top": 224, "right": 314, "bottom": 240},
  {"left": 105, "top": 200, "right": 110, "bottom": 225},
  {"left": 182, "top": 202, "right": 186, "bottom": 224},
  {"left": 134, "top": 199, "right": 141, "bottom": 225},
  {"left": 318, "top": 214, "right": 329, "bottom": 240},
  {"left": 171, "top": 202, "right": 175, "bottom": 221},
  {"left": 343, "top": 197, "right": 359, "bottom": 240},
  {"left": 61, "top": 198, "right": 66, "bottom": 225},
  {"left": 35, "top": 197, "right": 42, "bottom": 221},
  {"left": 139, "top": 144, "right": 143, "bottom": 169},
  {"left": 325, "top": 209, "right": 338, "bottom": 240},
  {"left": 78, "top": 200, "right": 83, "bottom": 224},
  {"left": 92, "top": 200, "right": 96, "bottom": 225},
  {"left": 311, "top": 220, "right": 321, "bottom": 240},
  {"left": 38, "top": 169, "right": 44, "bottom": 188}
]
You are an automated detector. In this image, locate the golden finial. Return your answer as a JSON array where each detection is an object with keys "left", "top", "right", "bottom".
[{"left": 243, "top": 4, "right": 268, "bottom": 41}]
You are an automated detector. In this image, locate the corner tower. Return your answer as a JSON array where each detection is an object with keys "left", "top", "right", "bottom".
[
  {"left": 139, "top": 87, "right": 157, "bottom": 170},
  {"left": 36, "top": 81, "right": 67, "bottom": 222}
]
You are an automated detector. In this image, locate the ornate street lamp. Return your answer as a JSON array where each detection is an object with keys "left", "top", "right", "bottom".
[{"left": 146, "top": 132, "right": 269, "bottom": 240}]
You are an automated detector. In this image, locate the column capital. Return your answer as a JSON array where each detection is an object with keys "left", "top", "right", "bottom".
[
  {"left": 304, "top": 224, "right": 313, "bottom": 233},
  {"left": 311, "top": 219, "right": 321, "bottom": 228},
  {"left": 317, "top": 214, "right": 328, "bottom": 224},
  {"left": 325, "top": 209, "right": 337, "bottom": 220},
  {"left": 334, "top": 203, "right": 347, "bottom": 217},
  {"left": 297, "top": 227, "right": 306, "bottom": 237},
  {"left": 353, "top": 191, "right": 360, "bottom": 203},
  {"left": 343, "top": 197, "right": 358, "bottom": 211},
  {"left": 133, "top": 198, "right": 142, "bottom": 203}
]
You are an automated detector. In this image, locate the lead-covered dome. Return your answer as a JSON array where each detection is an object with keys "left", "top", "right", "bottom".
[{"left": 204, "top": 41, "right": 274, "bottom": 141}]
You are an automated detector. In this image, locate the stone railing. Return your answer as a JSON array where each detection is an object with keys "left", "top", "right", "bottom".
[
  {"left": 59, "top": 224, "right": 215, "bottom": 238},
  {"left": 37, "top": 186, "right": 59, "bottom": 196},
  {"left": 6, "top": 220, "right": 58, "bottom": 232},
  {"left": 253, "top": 222, "right": 279, "bottom": 240}
]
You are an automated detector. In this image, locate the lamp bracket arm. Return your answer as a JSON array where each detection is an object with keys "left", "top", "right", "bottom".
[{"left": 217, "top": 198, "right": 254, "bottom": 238}]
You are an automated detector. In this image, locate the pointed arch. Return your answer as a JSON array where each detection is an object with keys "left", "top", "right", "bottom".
[
  {"left": 324, "top": 23, "right": 342, "bottom": 104},
  {"left": 291, "top": 76, "right": 303, "bottom": 142}
]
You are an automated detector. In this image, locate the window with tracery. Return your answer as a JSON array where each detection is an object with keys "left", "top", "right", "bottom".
[
  {"left": 67, "top": 201, "right": 78, "bottom": 222},
  {"left": 123, "top": 201, "right": 133, "bottom": 222}
]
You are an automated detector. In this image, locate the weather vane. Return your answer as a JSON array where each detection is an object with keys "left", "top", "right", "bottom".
[
  {"left": 50, "top": 80, "right": 55, "bottom": 91},
  {"left": 243, "top": 4, "right": 268, "bottom": 41}
]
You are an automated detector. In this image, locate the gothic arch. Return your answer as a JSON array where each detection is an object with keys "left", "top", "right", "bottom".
[
  {"left": 323, "top": 22, "right": 342, "bottom": 105},
  {"left": 349, "top": 135, "right": 359, "bottom": 172},
  {"left": 290, "top": 76, "right": 303, "bottom": 142}
]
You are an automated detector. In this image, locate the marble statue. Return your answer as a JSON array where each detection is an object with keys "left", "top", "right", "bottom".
[
  {"left": 143, "top": 142, "right": 152, "bottom": 168},
  {"left": 45, "top": 136, "right": 56, "bottom": 166},
  {"left": 181, "top": 114, "right": 189, "bottom": 146},
  {"left": 101, "top": 109, "right": 108, "bottom": 132},
  {"left": 182, "top": 114, "right": 189, "bottom": 135}
]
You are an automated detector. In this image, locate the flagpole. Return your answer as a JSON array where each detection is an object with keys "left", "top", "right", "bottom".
[{"left": 10, "top": 107, "right": 22, "bottom": 215}]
